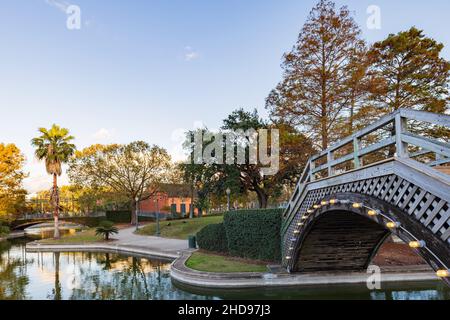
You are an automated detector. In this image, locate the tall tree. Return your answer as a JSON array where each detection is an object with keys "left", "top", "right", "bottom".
[
  {"left": 31, "top": 125, "right": 76, "bottom": 238},
  {"left": 366, "top": 27, "right": 450, "bottom": 115},
  {"left": 68, "top": 142, "right": 171, "bottom": 225},
  {"left": 182, "top": 109, "right": 314, "bottom": 209},
  {"left": 266, "top": 0, "right": 366, "bottom": 150},
  {"left": 0, "top": 143, "right": 27, "bottom": 221}
]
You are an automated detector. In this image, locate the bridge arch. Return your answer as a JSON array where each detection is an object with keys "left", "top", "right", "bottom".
[{"left": 287, "top": 193, "right": 449, "bottom": 282}]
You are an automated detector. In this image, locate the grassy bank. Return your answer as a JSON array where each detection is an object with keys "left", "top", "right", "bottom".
[
  {"left": 38, "top": 229, "right": 103, "bottom": 244},
  {"left": 135, "top": 215, "right": 223, "bottom": 240},
  {"left": 186, "top": 252, "right": 268, "bottom": 273}
]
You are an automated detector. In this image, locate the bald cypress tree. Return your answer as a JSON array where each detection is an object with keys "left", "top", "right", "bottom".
[
  {"left": 366, "top": 27, "right": 450, "bottom": 115},
  {"left": 266, "top": 0, "right": 366, "bottom": 150}
]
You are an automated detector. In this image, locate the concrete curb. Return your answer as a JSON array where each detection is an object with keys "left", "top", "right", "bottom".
[
  {"left": 26, "top": 242, "right": 181, "bottom": 261},
  {"left": 170, "top": 252, "right": 439, "bottom": 289},
  {"left": 25, "top": 242, "right": 440, "bottom": 290}
]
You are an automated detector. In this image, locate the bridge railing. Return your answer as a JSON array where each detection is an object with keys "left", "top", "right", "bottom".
[{"left": 284, "top": 109, "right": 450, "bottom": 220}]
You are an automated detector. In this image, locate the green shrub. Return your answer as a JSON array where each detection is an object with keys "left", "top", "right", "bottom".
[
  {"left": 196, "top": 223, "right": 228, "bottom": 253},
  {"left": 0, "top": 225, "right": 10, "bottom": 236},
  {"left": 95, "top": 221, "right": 119, "bottom": 240},
  {"left": 106, "top": 211, "right": 155, "bottom": 224},
  {"left": 224, "top": 209, "right": 283, "bottom": 262}
]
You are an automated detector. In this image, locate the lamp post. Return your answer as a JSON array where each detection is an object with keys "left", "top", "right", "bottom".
[
  {"left": 155, "top": 196, "right": 160, "bottom": 237},
  {"left": 135, "top": 196, "right": 139, "bottom": 231},
  {"left": 226, "top": 188, "right": 231, "bottom": 211}
]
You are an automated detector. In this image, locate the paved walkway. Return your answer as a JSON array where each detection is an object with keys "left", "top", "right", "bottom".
[
  {"left": 114, "top": 227, "right": 189, "bottom": 256},
  {"left": 26, "top": 227, "right": 190, "bottom": 260}
]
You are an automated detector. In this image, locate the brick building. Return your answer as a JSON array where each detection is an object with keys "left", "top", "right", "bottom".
[{"left": 139, "top": 184, "right": 198, "bottom": 216}]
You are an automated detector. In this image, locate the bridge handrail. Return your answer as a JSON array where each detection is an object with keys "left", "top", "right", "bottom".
[{"left": 283, "top": 109, "right": 450, "bottom": 223}]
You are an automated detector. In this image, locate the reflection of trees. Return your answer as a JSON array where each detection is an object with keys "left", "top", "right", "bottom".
[
  {"left": 69, "top": 254, "right": 204, "bottom": 300},
  {"left": 0, "top": 240, "right": 29, "bottom": 300}
]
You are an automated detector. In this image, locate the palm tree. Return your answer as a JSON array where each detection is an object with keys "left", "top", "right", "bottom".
[
  {"left": 95, "top": 221, "right": 119, "bottom": 241},
  {"left": 31, "top": 124, "right": 76, "bottom": 238}
]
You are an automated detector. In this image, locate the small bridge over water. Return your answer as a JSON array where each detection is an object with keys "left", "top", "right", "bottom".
[{"left": 282, "top": 109, "right": 450, "bottom": 286}]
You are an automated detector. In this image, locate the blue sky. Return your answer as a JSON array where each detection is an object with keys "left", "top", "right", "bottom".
[{"left": 1, "top": 0, "right": 450, "bottom": 193}]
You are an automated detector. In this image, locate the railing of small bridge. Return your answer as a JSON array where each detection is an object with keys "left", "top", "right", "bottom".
[{"left": 284, "top": 109, "right": 450, "bottom": 223}]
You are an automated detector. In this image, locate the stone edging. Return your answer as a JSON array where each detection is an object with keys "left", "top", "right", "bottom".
[
  {"left": 170, "top": 252, "right": 439, "bottom": 289},
  {"left": 26, "top": 242, "right": 180, "bottom": 261},
  {"left": 25, "top": 242, "right": 440, "bottom": 290}
]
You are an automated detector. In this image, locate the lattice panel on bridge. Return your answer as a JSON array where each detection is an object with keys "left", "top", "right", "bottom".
[{"left": 283, "top": 173, "right": 450, "bottom": 269}]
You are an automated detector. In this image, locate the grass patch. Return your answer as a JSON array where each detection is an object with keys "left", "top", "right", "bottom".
[
  {"left": 186, "top": 251, "right": 268, "bottom": 273},
  {"left": 135, "top": 215, "right": 223, "bottom": 240},
  {"left": 38, "top": 228, "right": 103, "bottom": 244}
]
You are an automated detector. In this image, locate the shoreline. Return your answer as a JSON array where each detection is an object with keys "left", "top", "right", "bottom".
[{"left": 25, "top": 241, "right": 440, "bottom": 289}]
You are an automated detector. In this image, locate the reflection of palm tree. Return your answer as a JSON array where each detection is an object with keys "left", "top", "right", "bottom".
[
  {"left": 53, "top": 252, "right": 62, "bottom": 300},
  {"left": 97, "top": 253, "right": 118, "bottom": 271}
]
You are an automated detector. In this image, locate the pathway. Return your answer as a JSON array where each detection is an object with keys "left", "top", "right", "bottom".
[{"left": 26, "top": 226, "right": 191, "bottom": 260}]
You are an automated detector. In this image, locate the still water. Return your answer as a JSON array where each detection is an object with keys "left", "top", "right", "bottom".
[{"left": 0, "top": 236, "right": 449, "bottom": 300}]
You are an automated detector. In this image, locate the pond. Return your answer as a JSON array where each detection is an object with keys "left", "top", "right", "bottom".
[{"left": 0, "top": 236, "right": 449, "bottom": 300}]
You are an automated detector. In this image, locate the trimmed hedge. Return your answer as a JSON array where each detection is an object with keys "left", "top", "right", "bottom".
[
  {"left": 0, "top": 225, "right": 10, "bottom": 236},
  {"left": 196, "top": 223, "right": 228, "bottom": 254},
  {"left": 106, "top": 211, "right": 132, "bottom": 223},
  {"left": 224, "top": 209, "right": 283, "bottom": 262},
  {"left": 195, "top": 208, "right": 283, "bottom": 262},
  {"left": 105, "top": 211, "right": 176, "bottom": 224}
]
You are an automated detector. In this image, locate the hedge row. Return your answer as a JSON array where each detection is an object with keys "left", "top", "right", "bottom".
[
  {"left": 105, "top": 211, "right": 155, "bottom": 224},
  {"left": 196, "top": 223, "right": 228, "bottom": 253},
  {"left": 224, "top": 209, "right": 283, "bottom": 262},
  {"left": 196, "top": 208, "right": 283, "bottom": 262}
]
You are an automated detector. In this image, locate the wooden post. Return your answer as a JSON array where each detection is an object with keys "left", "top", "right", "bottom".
[
  {"left": 310, "top": 160, "right": 316, "bottom": 181},
  {"left": 395, "top": 114, "right": 408, "bottom": 158},
  {"left": 353, "top": 137, "right": 361, "bottom": 168},
  {"left": 327, "top": 151, "right": 333, "bottom": 177}
]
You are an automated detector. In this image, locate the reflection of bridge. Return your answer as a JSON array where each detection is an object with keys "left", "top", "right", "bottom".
[{"left": 282, "top": 109, "right": 450, "bottom": 286}]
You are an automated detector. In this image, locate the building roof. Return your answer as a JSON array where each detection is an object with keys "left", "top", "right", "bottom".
[{"left": 158, "top": 183, "right": 195, "bottom": 198}]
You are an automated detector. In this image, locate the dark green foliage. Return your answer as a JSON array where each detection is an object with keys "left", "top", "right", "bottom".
[
  {"left": 196, "top": 209, "right": 283, "bottom": 262},
  {"left": 95, "top": 220, "right": 119, "bottom": 240},
  {"left": 105, "top": 211, "right": 154, "bottom": 224},
  {"left": 224, "top": 209, "right": 283, "bottom": 262},
  {"left": 196, "top": 223, "right": 228, "bottom": 253},
  {"left": 0, "top": 225, "right": 10, "bottom": 236}
]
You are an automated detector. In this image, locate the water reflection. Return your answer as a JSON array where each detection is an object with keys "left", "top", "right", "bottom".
[
  {"left": 0, "top": 238, "right": 208, "bottom": 300},
  {"left": 0, "top": 237, "right": 449, "bottom": 300}
]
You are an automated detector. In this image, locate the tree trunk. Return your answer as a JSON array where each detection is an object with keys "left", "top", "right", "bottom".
[
  {"left": 53, "top": 174, "right": 60, "bottom": 239},
  {"left": 130, "top": 199, "right": 137, "bottom": 225},
  {"left": 255, "top": 188, "right": 268, "bottom": 209}
]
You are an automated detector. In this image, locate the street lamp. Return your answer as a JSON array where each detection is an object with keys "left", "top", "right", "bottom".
[
  {"left": 135, "top": 196, "right": 140, "bottom": 231},
  {"left": 226, "top": 188, "right": 231, "bottom": 211},
  {"left": 155, "top": 196, "right": 160, "bottom": 237}
]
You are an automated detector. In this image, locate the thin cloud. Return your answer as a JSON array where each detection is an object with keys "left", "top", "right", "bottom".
[
  {"left": 184, "top": 46, "right": 200, "bottom": 61},
  {"left": 45, "top": 0, "right": 70, "bottom": 12},
  {"left": 93, "top": 128, "right": 115, "bottom": 141}
]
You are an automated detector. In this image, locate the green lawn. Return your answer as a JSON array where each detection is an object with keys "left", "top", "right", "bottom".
[
  {"left": 38, "top": 229, "right": 103, "bottom": 244},
  {"left": 186, "top": 252, "right": 268, "bottom": 273},
  {"left": 135, "top": 215, "right": 223, "bottom": 239}
]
